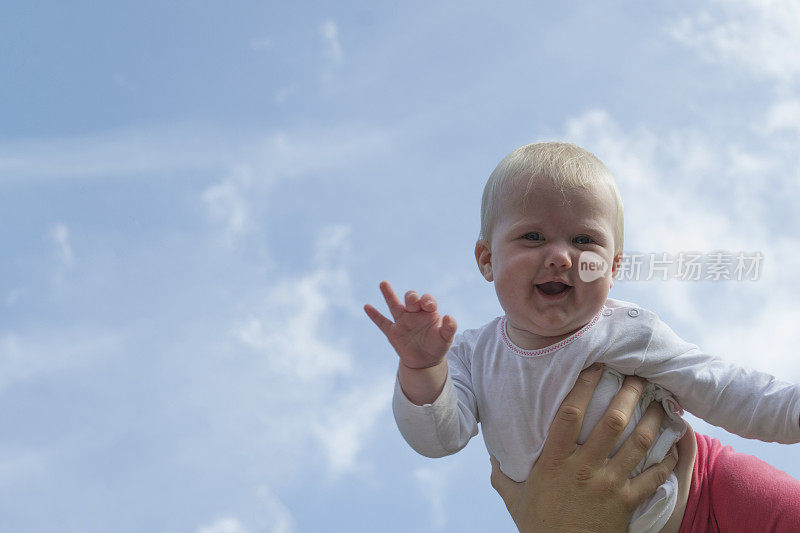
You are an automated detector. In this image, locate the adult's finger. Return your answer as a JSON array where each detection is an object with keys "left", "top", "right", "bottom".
[
  {"left": 626, "top": 444, "right": 679, "bottom": 509},
  {"left": 580, "top": 375, "right": 646, "bottom": 463},
  {"left": 489, "top": 456, "right": 523, "bottom": 520},
  {"left": 540, "top": 363, "right": 605, "bottom": 461},
  {"left": 610, "top": 401, "right": 666, "bottom": 478}
]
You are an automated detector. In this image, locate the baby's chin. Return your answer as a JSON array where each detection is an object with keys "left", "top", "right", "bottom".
[{"left": 522, "top": 310, "right": 601, "bottom": 338}]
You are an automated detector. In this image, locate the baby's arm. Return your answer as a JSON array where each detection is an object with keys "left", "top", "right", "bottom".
[
  {"left": 364, "top": 281, "right": 457, "bottom": 405},
  {"left": 636, "top": 317, "right": 800, "bottom": 443}
]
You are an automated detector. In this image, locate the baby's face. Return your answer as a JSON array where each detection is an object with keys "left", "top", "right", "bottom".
[{"left": 476, "top": 177, "right": 620, "bottom": 350}]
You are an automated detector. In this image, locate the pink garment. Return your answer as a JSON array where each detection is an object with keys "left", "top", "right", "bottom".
[{"left": 679, "top": 432, "right": 800, "bottom": 532}]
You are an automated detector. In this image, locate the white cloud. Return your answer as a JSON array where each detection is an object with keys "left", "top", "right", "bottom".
[
  {"left": 563, "top": 110, "right": 742, "bottom": 252},
  {"left": 274, "top": 85, "right": 295, "bottom": 105},
  {"left": 321, "top": 19, "right": 344, "bottom": 67},
  {"left": 223, "top": 225, "right": 392, "bottom": 478},
  {"left": 763, "top": 98, "right": 800, "bottom": 135},
  {"left": 234, "top": 226, "right": 356, "bottom": 383},
  {"left": 0, "top": 123, "right": 245, "bottom": 182},
  {"left": 669, "top": 0, "right": 800, "bottom": 83},
  {"left": 559, "top": 108, "right": 800, "bottom": 374},
  {"left": 0, "top": 328, "right": 121, "bottom": 392},
  {"left": 198, "top": 126, "right": 391, "bottom": 242},
  {"left": 0, "top": 449, "right": 46, "bottom": 488},
  {"left": 203, "top": 165, "right": 252, "bottom": 241},
  {"left": 312, "top": 376, "right": 393, "bottom": 478},
  {"left": 0, "top": 122, "right": 393, "bottom": 197},
  {"left": 258, "top": 485, "right": 296, "bottom": 533},
  {"left": 4, "top": 288, "right": 24, "bottom": 308},
  {"left": 320, "top": 19, "right": 344, "bottom": 85},
  {"left": 249, "top": 36, "right": 273, "bottom": 51},
  {"left": 50, "top": 222, "right": 75, "bottom": 268},
  {"left": 196, "top": 517, "right": 252, "bottom": 533},
  {"left": 413, "top": 464, "right": 452, "bottom": 529}
]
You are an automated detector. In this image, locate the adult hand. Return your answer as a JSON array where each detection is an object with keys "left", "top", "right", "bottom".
[{"left": 490, "top": 364, "right": 679, "bottom": 533}]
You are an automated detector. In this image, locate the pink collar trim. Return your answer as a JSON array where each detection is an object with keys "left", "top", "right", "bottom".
[{"left": 499, "top": 308, "right": 604, "bottom": 357}]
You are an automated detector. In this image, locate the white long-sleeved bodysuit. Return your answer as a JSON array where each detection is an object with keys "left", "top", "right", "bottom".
[{"left": 393, "top": 299, "right": 800, "bottom": 532}]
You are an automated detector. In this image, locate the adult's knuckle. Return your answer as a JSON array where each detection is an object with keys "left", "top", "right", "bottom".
[
  {"left": 574, "top": 463, "right": 596, "bottom": 484},
  {"left": 632, "top": 429, "right": 655, "bottom": 453},
  {"left": 604, "top": 408, "right": 628, "bottom": 433},
  {"left": 620, "top": 380, "right": 644, "bottom": 396},
  {"left": 653, "top": 465, "right": 670, "bottom": 486},
  {"left": 620, "top": 487, "right": 639, "bottom": 510},
  {"left": 595, "top": 472, "right": 618, "bottom": 496},
  {"left": 557, "top": 403, "right": 584, "bottom": 423}
]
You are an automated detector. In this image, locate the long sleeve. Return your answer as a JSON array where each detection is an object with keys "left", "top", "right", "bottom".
[
  {"left": 635, "top": 315, "right": 800, "bottom": 444},
  {"left": 391, "top": 338, "right": 480, "bottom": 458}
]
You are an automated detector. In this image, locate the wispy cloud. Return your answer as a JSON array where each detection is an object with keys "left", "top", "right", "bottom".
[
  {"left": 274, "top": 85, "right": 295, "bottom": 105},
  {"left": 312, "top": 376, "right": 393, "bottom": 478},
  {"left": 0, "top": 328, "right": 121, "bottom": 392},
  {"left": 0, "top": 123, "right": 246, "bottom": 181},
  {"left": 249, "top": 36, "right": 273, "bottom": 51},
  {"left": 763, "top": 98, "right": 800, "bottom": 136},
  {"left": 321, "top": 19, "right": 344, "bottom": 67},
  {"left": 320, "top": 19, "right": 344, "bottom": 85},
  {"left": 0, "top": 122, "right": 392, "bottom": 186},
  {"left": 234, "top": 225, "right": 356, "bottom": 382},
  {"left": 50, "top": 222, "right": 75, "bottom": 268},
  {"left": 196, "top": 517, "right": 252, "bottom": 533},
  {"left": 258, "top": 485, "right": 295, "bottom": 533},
  {"left": 202, "top": 166, "right": 252, "bottom": 242},
  {"left": 4, "top": 288, "right": 24, "bottom": 308},
  {"left": 560, "top": 108, "right": 800, "bottom": 377},
  {"left": 0, "top": 449, "right": 47, "bottom": 489},
  {"left": 413, "top": 464, "right": 452, "bottom": 529},
  {"left": 190, "top": 222, "right": 393, "bottom": 479},
  {"left": 670, "top": 0, "right": 800, "bottom": 83}
]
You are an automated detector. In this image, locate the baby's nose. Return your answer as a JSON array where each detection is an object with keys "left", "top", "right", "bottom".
[{"left": 546, "top": 245, "right": 573, "bottom": 269}]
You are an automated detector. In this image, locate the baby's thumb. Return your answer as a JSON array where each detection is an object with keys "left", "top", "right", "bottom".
[{"left": 440, "top": 314, "right": 457, "bottom": 341}]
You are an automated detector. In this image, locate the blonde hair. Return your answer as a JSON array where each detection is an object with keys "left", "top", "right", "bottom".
[{"left": 479, "top": 142, "right": 624, "bottom": 254}]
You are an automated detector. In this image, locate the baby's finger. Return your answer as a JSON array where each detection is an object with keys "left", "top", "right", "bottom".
[
  {"left": 379, "top": 281, "right": 404, "bottom": 321},
  {"left": 419, "top": 293, "right": 437, "bottom": 312},
  {"left": 440, "top": 314, "right": 458, "bottom": 342},
  {"left": 404, "top": 290, "right": 421, "bottom": 312},
  {"left": 364, "top": 304, "right": 393, "bottom": 336}
]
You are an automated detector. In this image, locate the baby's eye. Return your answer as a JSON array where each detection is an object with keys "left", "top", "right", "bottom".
[
  {"left": 523, "top": 232, "right": 543, "bottom": 241},
  {"left": 573, "top": 235, "right": 594, "bottom": 245}
]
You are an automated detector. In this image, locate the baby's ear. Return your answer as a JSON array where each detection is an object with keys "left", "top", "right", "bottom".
[
  {"left": 475, "top": 240, "right": 493, "bottom": 282},
  {"left": 609, "top": 252, "right": 623, "bottom": 287}
]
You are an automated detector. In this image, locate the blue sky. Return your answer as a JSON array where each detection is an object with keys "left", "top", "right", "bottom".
[{"left": 3, "top": 1, "right": 800, "bottom": 531}]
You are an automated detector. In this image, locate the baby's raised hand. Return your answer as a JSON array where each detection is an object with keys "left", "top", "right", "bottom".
[{"left": 364, "top": 281, "right": 458, "bottom": 369}]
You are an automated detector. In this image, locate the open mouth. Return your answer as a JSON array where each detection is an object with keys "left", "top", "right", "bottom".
[{"left": 535, "top": 281, "right": 572, "bottom": 296}]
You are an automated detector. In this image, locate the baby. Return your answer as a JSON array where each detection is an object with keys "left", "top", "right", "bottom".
[{"left": 365, "top": 142, "right": 800, "bottom": 532}]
